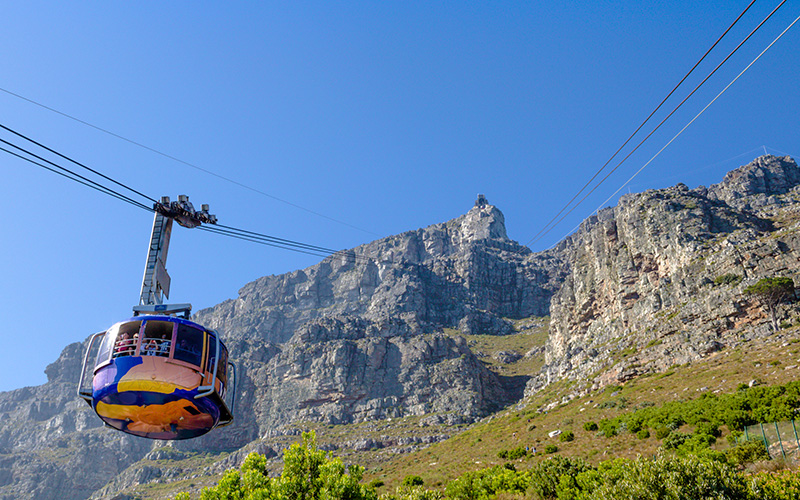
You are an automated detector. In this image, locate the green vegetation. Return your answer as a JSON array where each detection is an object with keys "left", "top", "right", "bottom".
[
  {"left": 179, "top": 431, "right": 377, "bottom": 500},
  {"left": 177, "top": 437, "right": 800, "bottom": 500},
  {"left": 402, "top": 476, "right": 425, "bottom": 487},
  {"left": 727, "top": 440, "right": 770, "bottom": 467},
  {"left": 593, "top": 381, "right": 800, "bottom": 448},
  {"left": 714, "top": 273, "right": 743, "bottom": 286},
  {"left": 558, "top": 431, "right": 574, "bottom": 443},
  {"left": 744, "top": 277, "right": 795, "bottom": 332},
  {"left": 497, "top": 447, "right": 527, "bottom": 460}
]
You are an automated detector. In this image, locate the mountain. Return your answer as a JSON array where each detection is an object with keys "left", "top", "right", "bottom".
[
  {"left": 0, "top": 155, "right": 798, "bottom": 499},
  {"left": 539, "top": 155, "right": 800, "bottom": 392}
]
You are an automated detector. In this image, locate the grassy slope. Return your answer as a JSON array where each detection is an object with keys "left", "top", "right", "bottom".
[
  {"left": 120, "top": 319, "right": 800, "bottom": 499},
  {"left": 368, "top": 323, "right": 800, "bottom": 493}
]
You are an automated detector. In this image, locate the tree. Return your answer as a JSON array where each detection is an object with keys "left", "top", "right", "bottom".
[
  {"left": 183, "top": 431, "right": 376, "bottom": 500},
  {"left": 744, "top": 277, "right": 795, "bottom": 332}
]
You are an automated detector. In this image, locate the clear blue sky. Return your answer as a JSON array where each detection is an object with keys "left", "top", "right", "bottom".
[{"left": 1, "top": 2, "right": 798, "bottom": 392}]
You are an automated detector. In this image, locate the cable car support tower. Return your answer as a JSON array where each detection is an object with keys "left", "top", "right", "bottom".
[{"left": 134, "top": 195, "right": 217, "bottom": 318}]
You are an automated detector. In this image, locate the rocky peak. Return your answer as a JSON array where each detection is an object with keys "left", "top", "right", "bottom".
[
  {"left": 457, "top": 196, "right": 508, "bottom": 243},
  {"left": 705, "top": 155, "right": 800, "bottom": 209}
]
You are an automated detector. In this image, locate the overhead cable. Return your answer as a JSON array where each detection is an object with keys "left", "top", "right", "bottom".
[
  {"left": 0, "top": 144, "right": 154, "bottom": 213},
  {"left": 0, "top": 131, "right": 369, "bottom": 262},
  {"left": 555, "top": 9, "right": 800, "bottom": 247},
  {"left": 588, "top": 11, "right": 800, "bottom": 219},
  {"left": 199, "top": 225, "right": 376, "bottom": 264},
  {"left": 0, "top": 87, "right": 380, "bottom": 237},
  {"left": 0, "top": 137, "right": 153, "bottom": 212},
  {"left": 529, "top": 0, "right": 788, "bottom": 248},
  {"left": 526, "top": 0, "right": 758, "bottom": 247},
  {"left": 197, "top": 226, "right": 334, "bottom": 258},
  {"left": 0, "top": 123, "right": 159, "bottom": 206},
  {"left": 215, "top": 223, "right": 343, "bottom": 254}
]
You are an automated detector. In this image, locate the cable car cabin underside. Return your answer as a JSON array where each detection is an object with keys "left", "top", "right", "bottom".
[{"left": 78, "top": 315, "right": 235, "bottom": 440}]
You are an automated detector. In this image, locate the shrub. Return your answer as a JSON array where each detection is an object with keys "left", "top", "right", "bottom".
[
  {"left": 528, "top": 456, "right": 589, "bottom": 500},
  {"left": 637, "top": 429, "right": 650, "bottom": 440},
  {"left": 185, "top": 431, "right": 377, "bottom": 500},
  {"left": 714, "top": 273, "right": 742, "bottom": 286},
  {"left": 582, "top": 454, "right": 748, "bottom": 500},
  {"left": 751, "top": 470, "right": 800, "bottom": 499},
  {"left": 655, "top": 427, "right": 671, "bottom": 439},
  {"left": 544, "top": 445, "right": 558, "bottom": 454},
  {"left": 744, "top": 276, "right": 795, "bottom": 332},
  {"left": 598, "top": 419, "right": 617, "bottom": 438},
  {"left": 497, "top": 447, "right": 526, "bottom": 460},
  {"left": 727, "top": 440, "right": 770, "bottom": 467},
  {"left": 695, "top": 421, "right": 721, "bottom": 438},
  {"left": 661, "top": 431, "right": 689, "bottom": 450},
  {"left": 583, "top": 421, "right": 598, "bottom": 432},
  {"left": 402, "top": 475, "right": 424, "bottom": 487},
  {"left": 559, "top": 431, "right": 575, "bottom": 442},
  {"left": 445, "top": 464, "right": 526, "bottom": 500},
  {"left": 627, "top": 414, "right": 645, "bottom": 433}
]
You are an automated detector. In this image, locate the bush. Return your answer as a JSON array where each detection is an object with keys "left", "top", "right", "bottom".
[
  {"left": 528, "top": 456, "right": 590, "bottom": 500},
  {"left": 661, "top": 431, "right": 689, "bottom": 450},
  {"left": 598, "top": 419, "right": 617, "bottom": 438},
  {"left": 655, "top": 427, "right": 671, "bottom": 439},
  {"left": 402, "top": 476, "right": 424, "bottom": 487},
  {"left": 559, "top": 431, "right": 575, "bottom": 442},
  {"left": 727, "top": 440, "right": 770, "bottom": 467},
  {"left": 751, "top": 470, "right": 800, "bottom": 500},
  {"left": 544, "top": 445, "right": 558, "bottom": 454},
  {"left": 695, "top": 421, "right": 721, "bottom": 438},
  {"left": 581, "top": 454, "right": 749, "bottom": 500},
  {"left": 627, "top": 414, "right": 645, "bottom": 433},
  {"left": 497, "top": 447, "right": 526, "bottom": 460},
  {"left": 444, "top": 464, "right": 526, "bottom": 500},
  {"left": 637, "top": 429, "right": 650, "bottom": 440},
  {"left": 583, "top": 421, "right": 598, "bottom": 432},
  {"left": 714, "top": 273, "right": 742, "bottom": 286},
  {"left": 184, "top": 431, "right": 377, "bottom": 500}
]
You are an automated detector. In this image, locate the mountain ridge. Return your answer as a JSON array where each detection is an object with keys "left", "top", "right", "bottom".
[{"left": 1, "top": 154, "right": 799, "bottom": 499}]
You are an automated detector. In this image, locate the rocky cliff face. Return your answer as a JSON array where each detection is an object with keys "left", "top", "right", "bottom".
[
  {"left": 0, "top": 199, "right": 567, "bottom": 499},
  {"left": 539, "top": 155, "right": 800, "bottom": 392},
  {"left": 189, "top": 201, "right": 568, "bottom": 446},
  {"left": 193, "top": 203, "right": 563, "bottom": 342}
]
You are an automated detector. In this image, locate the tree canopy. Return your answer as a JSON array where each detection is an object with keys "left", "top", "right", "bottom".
[
  {"left": 743, "top": 277, "right": 795, "bottom": 332},
  {"left": 177, "top": 431, "right": 377, "bottom": 500}
]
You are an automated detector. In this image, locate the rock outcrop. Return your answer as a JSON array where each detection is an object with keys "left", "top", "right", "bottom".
[{"left": 537, "top": 155, "right": 800, "bottom": 392}]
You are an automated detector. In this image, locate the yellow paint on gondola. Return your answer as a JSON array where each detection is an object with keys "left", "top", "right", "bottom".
[
  {"left": 96, "top": 399, "right": 214, "bottom": 431},
  {"left": 117, "top": 379, "right": 181, "bottom": 394}
]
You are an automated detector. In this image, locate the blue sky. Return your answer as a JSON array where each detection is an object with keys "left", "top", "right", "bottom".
[{"left": 1, "top": 2, "right": 798, "bottom": 392}]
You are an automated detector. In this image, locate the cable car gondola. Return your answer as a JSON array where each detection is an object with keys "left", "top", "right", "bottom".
[{"left": 77, "top": 196, "right": 236, "bottom": 440}]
